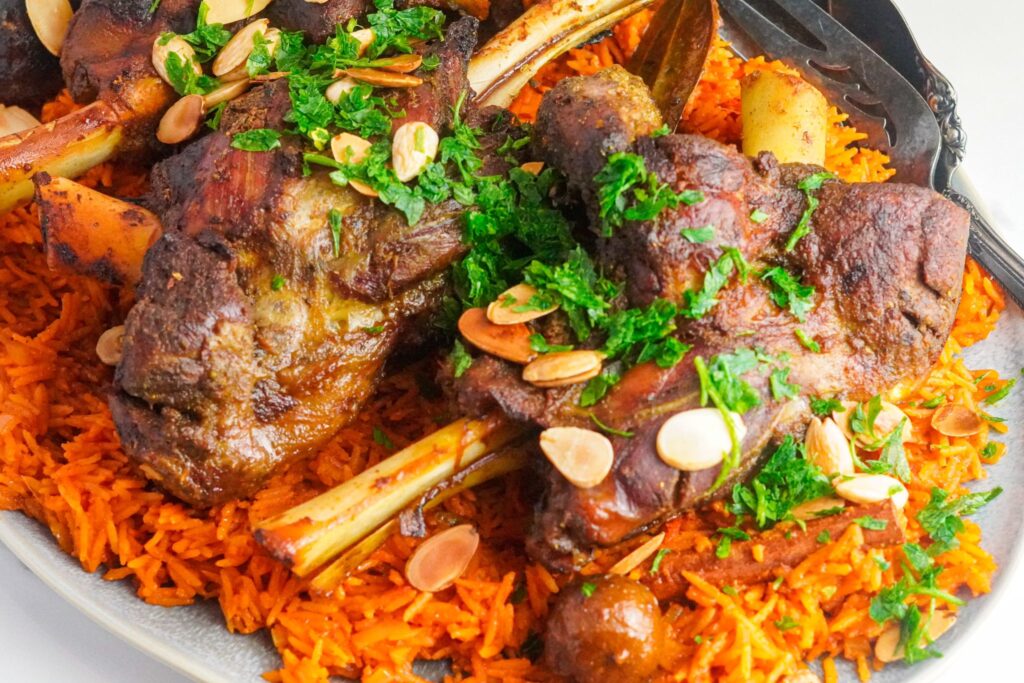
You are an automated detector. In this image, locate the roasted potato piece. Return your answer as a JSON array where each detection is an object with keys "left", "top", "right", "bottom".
[
  {"left": 741, "top": 69, "right": 828, "bottom": 165},
  {"left": 35, "top": 173, "right": 161, "bottom": 286}
]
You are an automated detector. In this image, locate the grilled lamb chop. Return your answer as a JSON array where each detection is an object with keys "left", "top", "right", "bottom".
[
  {"left": 109, "top": 17, "right": 523, "bottom": 507},
  {"left": 0, "top": 0, "right": 74, "bottom": 108},
  {"left": 449, "top": 67, "right": 970, "bottom": 568}
]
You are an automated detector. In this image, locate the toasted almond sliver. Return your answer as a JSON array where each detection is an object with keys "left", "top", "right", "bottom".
[
  {"left": 212, "top": 19, "right": 270, "bottom": 77},
  {"left": 342, "top": 68, "right": 424, "bottom": 88},
  {"left": 486, "top": 283, "right": 558, "bottom": 325},
  {"left": 202, "top": 78, "right": 251, "bottom": 108},
  {"left": 157, "top": 95, "right": 205, "bottom": 145},
  {"left": 608, "top": 532, "right": 666, "bottom": 575},
  {"left": 656, "top": 407, "right": 747, "bottom": 472},
  {"left": 930, "top": 404, "right": 983, "bottom": 437},
  {"left": 204, "top": 0, "right": 273, "bottom": 25},
  {"left": 348, "top": 179, "right": 379, "bottom": 198},
  {"left": 520, "top": 161, "right": 545, "bottom": 175},
  {"left": 331, "top": 132, "right": 372, "bottom": 164},
  {"left": 405, "top": 524, "right": 479, "bottom": 592},
  {"left": 374, "top": 53, "right": 423, "bottom": 74},
  {"left": 523, "top": 350, "right": 603, "bottom": 387},
  {"left": 790, "top": 496, "right": 846, "bottom": 522},
  {"left": 0, "top": 105, "right": 42, "bottom": 137},
  {"left": 26, "top": 0, "right": 73, "bottom": 57},
  {"left": 392, "top": 121, "right": 439, "bottom": 182},
  {"left": 804, "top": 417, "right": 854, "bottom": 475},
  {"left": 325, "top": 77, "right": 359, "bottom": 103},
  {"left": 539, "top": 426, "right": 615, "bottom": 489},
  {"left": 875, "top": 611, "right": 956, "bottom": 663},
  {"left": 834, "top": 473, "right": 908, "bottom": 509},
  {"left": 96, "top": 325, "right": 126, "bottom": 366},
  {"left": 458, "top": 308, "right": 535, "bottom": 364},
  {"left": 350, "top": 28, "right": 375, "bottom": 56},
  {"left": 152, "top": 35, "right": 201, "bottom": 88},
  {"left": 251, "top": 71, "right": 289, "bottom": 82}
]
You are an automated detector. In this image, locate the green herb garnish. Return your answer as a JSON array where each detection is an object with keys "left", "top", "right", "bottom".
[
  {"left": 785, "top": 171, "right": 834, "bottom": 251},
  {"left": 231, "top": 129, "right": 282, "bottom": 151}
]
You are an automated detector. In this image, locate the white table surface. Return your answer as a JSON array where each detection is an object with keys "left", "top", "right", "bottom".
[{"left": 2, "top": 1, "right": 1022, "bottom": 681}]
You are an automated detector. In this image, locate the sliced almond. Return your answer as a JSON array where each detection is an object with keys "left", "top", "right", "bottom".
[
  {"left": 392, "top": 121, "right": 439, "bottom": 182},
  {"left": 804, "top": 417, "right": 854, "bottom": 475},
  {"left": 373, "top": 53, "right": 423, "bottom": 74},
  {"left": 520, "top": 161, "right": 545, "bottom": 175},
  {"left": 875, "top": 610, "right": 956, "bottom": 663},
  {"left": 203, "top": 0, "right": 273, "bottom": 26},
  {"left": 349, "top": 179, "right": 379, "bottom": 198},
  {"left": 608, "top": 532, "right": 666, "bottom": 575},
  {"left": 0, "top": 105, "right": 42, "bottom": 137},
  {"left": 350, "top": 28, "right": 375, "bottom": 56},
  {"left": 539, "top": 427, "right": 615, "bottom": 489},
  {"left": 202, "top": 78, "right": 251, "bottom": 108},
  {"left": 96, "top": 325, "right": 125, "bottom": 366},
  {"left": 523, "top": 350, "right": 603, "bottom": 388},
  {"left": 834, "top": 474, "right": 908, "bottom": 509},
  {"left": 341, "top": 68, "right": 424, "bottom": 88},
  {"left": 486, "top": 283, "right": 558, "bottom": 325},
  {"left": 157, "top": 95, "right": 206, "bottom": 145},
  {"left": 26, "top": 0, "right": 73, "bottom": 56},
  {"left": 833, "top": 399, "right": 912, "bottom": 447},
  {"left": 251, "top": 71, "right": 288, "bottom": 82},
  {"left": 458, "top": 307, "right": 535, "bottom": 364},
  {"left": 930, "top": 404, "right": 983, "bottom": 437},
  {"left": 331, "top": 132, "right": 372, "bottom": 165},
  {"left": 212, "top": 19, "right": 270, "bottom": 77},
  {"left": 152, "top": 35, "right": 201, "bottom": 88},
  {"left": 656, "top": 407, "right": 747, "bottom": 472},
  {"left": 325, "top": 77, "right": 359, "bottom": 104},
  {"left": 791, "top": 496, "right": 846, "bottom": 522},
  {"left": 405, "top": 524, "right": 479, "bottom": 592}
]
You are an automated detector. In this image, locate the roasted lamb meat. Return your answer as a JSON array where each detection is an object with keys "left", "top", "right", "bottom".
[
  {"left": 109, "top": 17, "right": 525, "bottom": 507},
  {"left": 449, "top": 66, "right": 970, "bottom": 568}
]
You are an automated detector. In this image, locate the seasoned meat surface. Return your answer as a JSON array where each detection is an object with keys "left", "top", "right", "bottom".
[
  {"left": 452, "top": 67, "right": 970, "bottom": 568},
  {"left": 0, "top": 0, "right": 68, "bottom": 108},
  {"left": 266, "top": 0, "right": 371, "bottom": 43},
  {"left": 111, "top": 19, "right": 521, "bottom": 506}
]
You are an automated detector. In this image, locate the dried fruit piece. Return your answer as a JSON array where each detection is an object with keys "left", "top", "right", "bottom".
[
  {"left": 804, "top": 417, "right": 854, "bottom": 475},
  {"left": 539, "top": 426, "right": 615, "bottom": 489},
  {"left": 519, "top": 161, "right": 545, "bottom": 175},
  {"left": 404, "top": 524, "right": 479, "bottom": 592},
  {"left": 152, "top": 35, "right": 201, "bottom": 88},
  {"left": 930, "top": 404, "right": 983, "bottom": 437},
  {"left": 26, "top": 0, "right": 73, "bottom": 56},
  {"left": 212, "top": 19, "right": 271, "bottom": 77},
  {"left": 874, "top": 610, "right": 956, "bottom": 663},
  {"left": 656, "top": 407, "right": 746, "bottom": 472},
  {"left": 834, "top": 474, "right": 908, "bottom": 509},
  {"left": 157, "top": 95, "right": 205, "bottom": 144},
  {"left": 96, "top": 325, "right": 125, "bottom": 366},
  {"left": 486, "top": 283, "right": 558, "bottom": 325},
  {"left": 458, "top": 308, "right": 535, "bottom": 364},
  {"left": 523, "top": 350, "right": 603, "bottom": 387},
  {"left": 391, "top": 121, "right": 439, "bottom": 182}
]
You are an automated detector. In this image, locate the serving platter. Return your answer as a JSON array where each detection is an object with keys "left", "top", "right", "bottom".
[{"left": 2, "top": 253, "right": 1021, "bottom": 682}]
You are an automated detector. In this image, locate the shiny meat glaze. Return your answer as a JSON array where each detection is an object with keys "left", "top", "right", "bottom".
[
  {"left": 110, "top": 18, "right": 510, "bottom": 506},
  {"left": 451, "top": 66, "right": 970, "bottom": 568}
]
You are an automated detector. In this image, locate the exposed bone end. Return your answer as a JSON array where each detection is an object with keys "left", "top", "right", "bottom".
[
  {"left": 34, "top": 173, "right": 162, "bottom": 285},
  {"left": 0, "top": 100, "right": 123, "bottom": 213}
]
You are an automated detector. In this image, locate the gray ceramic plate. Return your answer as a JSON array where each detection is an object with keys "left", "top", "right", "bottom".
[{"left": 1, "top": 256, "right": 1022, "bottom": 682}]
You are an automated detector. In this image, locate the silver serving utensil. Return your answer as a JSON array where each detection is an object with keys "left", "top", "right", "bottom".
[{"left": 718, "top": 0, "right": 1024, "bottom": 306}]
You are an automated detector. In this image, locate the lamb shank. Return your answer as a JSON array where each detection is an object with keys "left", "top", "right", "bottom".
[{"left": 447, "top": 67, "right": 969, "bottom": 568}]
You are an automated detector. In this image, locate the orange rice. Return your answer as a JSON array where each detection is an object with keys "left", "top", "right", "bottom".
[{"left": 0, "top": 11, "right": 1011, "bottom": 683}]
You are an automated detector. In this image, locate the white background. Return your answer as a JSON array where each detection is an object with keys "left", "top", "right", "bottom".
[{"left": 1, "top": 0, "right": 1022, "bottom": 681}]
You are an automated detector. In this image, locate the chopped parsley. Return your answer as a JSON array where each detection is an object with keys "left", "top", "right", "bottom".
[
  {"left": 589, "top": 412, "right": 634, "bottom": 438},
  {"left": 750, "top": 208, "right": 770, "bottom": 224},
  {"left": 983, "top": 378, "right": 1015, "bottom": 404},
  {"left": 162, "top": 49, "right": 220, "bottom": 96},
  {"left": 680, "top": 247, "right": 750, "bottom": 319},
  {"left": 980, "top": 442, "right": 998, "bottom": 459},
  {"left": 774, "top": 616, "right": 800, "bottom": 631},
  {"left": 372, "top": 426, "right": 395, "bottom": 450},
  {"left": 594, "top": 151, "right": 704, "bottom": 236},
  {"left": 580, "top": 371, "right": 621, "bottom": 408},
  {"left": 246, "top": 31, "right": 275, "bottom": 77},
  {"left": 810, "top": 395, "right": 843, "bottom": 417},
  {"left": 795, "top": 328, "right": 820, "bottom": 352},
  {"left": 449, "top": 340, "right": 473, "bottom": 378},
  {"left": 916, "top": 486, "right": 1002, "bottom": 555},
  {"left": 177, "top": 2, "right": 231, "bottom": 63},
  {"left": 231, "top": 129, "right": 282, "bottom": 152},
  {"left": 680, "top": 225, "right": 715, "bottom": 243},
  {"left": 650, "top": 548, "right": 671, "bottom": 574},
  {"left": 785, "top": 171, "right": 834, "bottom": 251},
  {"left": 769, "top": 367, "right": 800, "bottom": 402},
  {"left": 729, "top": 435, "right": 833, "bottom": 529},
  {"left": 715, "top": 526, "right": 750, "bottom": 559},
  {"left": 854, "top": 516, "right": 889, "bottom": 531},
  {"left": 921, "top": 395, "right": 945, "bottom": 409},
  {"left": 760, "top": 266, "right": 816, "bottom": 321},
  {"left": 328, "top": 208, "right": 344, "bottom": 257},
  {"left": 721, "top": 585, "right": 739, "bottom": 597},
  {"left": 270, "top": 274, "right": 286, "bottom": 291},
  {"left": 528, "top": 334, "right": 573, "bottom": 354},
  {"left": 816, "top": 530, "right": 831, "bottom": 544},
  {"left": 580, "top": 581, "right": 597, "bottom": 598}
]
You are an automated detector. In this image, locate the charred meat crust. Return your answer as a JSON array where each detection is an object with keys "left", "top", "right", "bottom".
[
  {"left": 0, "top": 0, "right": 67, "bottom": 108},
  {"left": 265, "top": 0, "right": 371, "bottom": 44}
]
